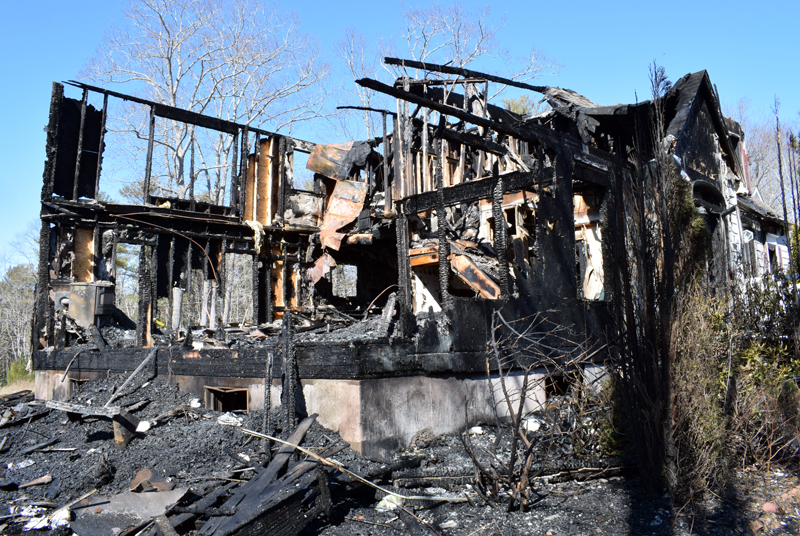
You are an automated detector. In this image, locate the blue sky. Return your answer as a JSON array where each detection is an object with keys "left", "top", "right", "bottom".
[{"left": 1, "top": 0, "right": 798, "bottom": 266}]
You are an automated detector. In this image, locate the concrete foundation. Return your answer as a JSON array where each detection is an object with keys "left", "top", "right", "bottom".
[{"left": 36, "top": 368, "right": 549, "bottom": 460}]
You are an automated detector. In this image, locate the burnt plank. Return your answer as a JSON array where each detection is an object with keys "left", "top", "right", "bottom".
[
  {"left": 214, "top": 444, "right": 343, "bottom": 536},
  {"left": 224, "top": 471, "right": 323, "bottom": 536},
  {"left": 384, "top": 57, "right": 548, "bottom": 94},
  {"left": 200, "top": 415, "right": 317, "bottom": 535},
  {"left": 33, "top": 341, "right": 499, "bottom": 379},
  {"left": 402, "top": 169, "right": 544, "bottom": 214}
]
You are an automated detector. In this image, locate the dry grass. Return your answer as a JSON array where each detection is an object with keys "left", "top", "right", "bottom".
[{"left": 0, "top": 379, "right": 34, "bottom": 397}]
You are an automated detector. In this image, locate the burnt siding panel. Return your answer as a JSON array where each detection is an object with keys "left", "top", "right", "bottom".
[
  {"left": 449, "top": 299, "right": 489, "bottom": 353},
  {"left": 530, "top": 193, "right": 577, "bottom": 309},
  {"left": 53, "top": 97, "right": 102, "bottom": 200},
  {"left": 156, "top": 236, "right": 172, "bottom": 298},
  {"left": 679, "top": 100, "right": 721, "bottom": 185}
]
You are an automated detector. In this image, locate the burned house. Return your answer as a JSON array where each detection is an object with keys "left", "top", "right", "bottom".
[
  {"left": 578, "top": 69, "right": 790, "bottom": 283},
  {"left": 31, "top": 63, "right": 784, "bottom": 459}
]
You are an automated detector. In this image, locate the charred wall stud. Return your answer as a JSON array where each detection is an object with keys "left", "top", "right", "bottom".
[
  {"left": 491, "top": 159, "right": 510, "bottom": 300},
  {"left": 143, "top": 106, "right": 156, "bottom": 204},
  {"left": 93, "top": 93, "right": 108, "bottom": 198},
  {"left": 435, "top": 139, "right": 452, "bottom": 310}
]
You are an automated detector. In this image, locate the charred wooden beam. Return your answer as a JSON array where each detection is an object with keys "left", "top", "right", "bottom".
[
  {"left": 150, "top": 237, "right": 158, "bottom": 342},
  {"left": 290, "top": 138, "right": 316, "bottom": 154},
  {"left": 201, "top": 238, "right": 210, "bottom": 328},
  {"left": 231, "top": 130, "right": 241, "bottom": 216},
  {"left": 384, "top": 57, "right": 548, "bottom": 94},
  {"left": 234, "top": 127, "right": 247, "bottom": 217},
  {"left": 402, "top": 169, "right": 546, "bottom": 214},
  {"left": 435, "top": 140, "right": 452, "bottom": 310},
  {"left": 282, "top": 311, "right": 297, "bottom": 431},
  {"left": 94, "top": 94, "right": 108, "bottom": 198},
  {"left": 184, "top": 238, "right": 193, "bottom": 294},
  {"left": 143, "top": 106, "right": 156, "bottom": 204},
  {"left": 399, "top": 77, "right": 489, "bottom": 87},
  {"left": 189, "top": 132, "right": 196, "bottom": 202},
  {"left": 33, "top": 220, "right": 53, "bottom": 353},
  {"left": 253, "top": 254, "right": 262, "bottom": 325},
  {"left": 358, "top": 78, "right": 553, "bottom": 151},
  {"left": 265, "top": 249, "right": 274, "bottom": 324},
  {"left": 396, "top": 211, "right": 412, "bottom": 335},
  {"left": 66, "top": 81, "right": 242, "bottom": 135},
  {"left": 168, "top": 235, "right": 176, "bottom": 329},
  {"left": 45, "top": 400, "right": 140, "bottom": 450},
  {"left": 400, "top": 80, "right": 411, "bottom": 197},
  {"left": 382, "top": 112, "right": 392, "bottom": 214},
  {"left": 136, "top": 244, "right": 149, "bottom": 347},
  {"left": 491, "top": 161, "right": 510, "bottom": 299},
  {"left": 72, "top": 88, "right": 88, "bottom": 201},
  {"left": 277, "top": 137, "right": 287, "bottom": 226},
  {"left": 65, "top": 81, "right": 317, "bottom": 151},
  {"left": 338, "top": 105, "right": 393, "bottom": 115},
  {"left": 45, "top": 399, "right": 131, "bottom": 420},
  {"left": 449, "top": 254, "right": 501, "bottom": 300},
  {"left": 440, "top": 127, "right": 507, "bottom": 156},
  {"left": 219, "top": 239, "right": 227, "bottom": 327}
]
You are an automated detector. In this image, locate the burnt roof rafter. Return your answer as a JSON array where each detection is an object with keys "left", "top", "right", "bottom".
[
  {"left": 63, "top": 80, "right": 316, "bottom": 150},
  {"left": 356, "top": 77, "right": 614, "bottom": 164},
  {"left": 384, "top": 57, "right": 549, "bottom": 94},
  {"left": 337, "top": 106, "right": 507, "bottom": 156}
]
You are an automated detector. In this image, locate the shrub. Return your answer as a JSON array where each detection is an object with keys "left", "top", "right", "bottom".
[
  {"left": 669, "top": 277, "right": 800, "bottom": 499},
  {"left": 670, "top": 287, "right": 729, "bottom": 497},
  {"left": 5, "top": 356, "right": 33, "bottom": 385}
]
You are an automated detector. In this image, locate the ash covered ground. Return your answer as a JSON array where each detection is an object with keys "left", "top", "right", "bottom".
[{"left": 0, "top": 376, "right": 797, "bottom": 535}]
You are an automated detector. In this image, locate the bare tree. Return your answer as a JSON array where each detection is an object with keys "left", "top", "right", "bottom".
[
  {"left": 335, "top": 28, "right": 382, "bottom": 138},
  {"left": 335, "top": 2, "right": 559, "bottom": 139},
  {"left": 0, "top": 264, "right": 35, "bottom": 382},
  {"left": 727, "top": 98, "right": 782, "bottom": 205},
  {"left": 394, "top": 3, "right": 558, "bottom": 97},
  {"left": 82, "top": 0, "right": 329, "bottom": 203}
]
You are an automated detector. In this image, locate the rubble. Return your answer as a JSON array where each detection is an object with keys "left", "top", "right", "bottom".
[
  {"left": 0, "top": 377, "right": 355, "bottom": 535},
  {"left": 1, "top": 374, "right": 799, "bottom": 534}
]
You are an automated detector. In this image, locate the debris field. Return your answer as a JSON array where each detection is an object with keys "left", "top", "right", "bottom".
[{"left": 0, "top": 374, "right": 798, "bottom": 535}]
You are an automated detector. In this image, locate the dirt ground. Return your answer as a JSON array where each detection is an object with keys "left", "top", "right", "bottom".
[
  {"left": 0, "top": 379, "right": 34, "bottom": 397},
  {"left": 0, "top": 375, "right": 798, "bottom": 535}
]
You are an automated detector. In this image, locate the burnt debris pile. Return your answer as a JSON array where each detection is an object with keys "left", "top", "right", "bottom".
[
  {"left": 0, "top": 374, "right": 358, "bottom": 535},
  {"left": 0, "top": 371, "right": 639, "bottom": 536}
]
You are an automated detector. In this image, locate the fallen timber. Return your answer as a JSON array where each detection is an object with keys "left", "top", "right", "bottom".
[{"left": 197, "top": 414, "right": 334, "bottom": 536}]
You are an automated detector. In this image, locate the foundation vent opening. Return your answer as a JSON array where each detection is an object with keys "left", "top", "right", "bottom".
[
  {"left": 69, "top": 378, "right": 89, "bottom": 395},
  {"left": 544, "top": 375, "right": 569, "bottom": 398},
  {"left": 204, "top": 386, "right": 249, "bottom": 413}
]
